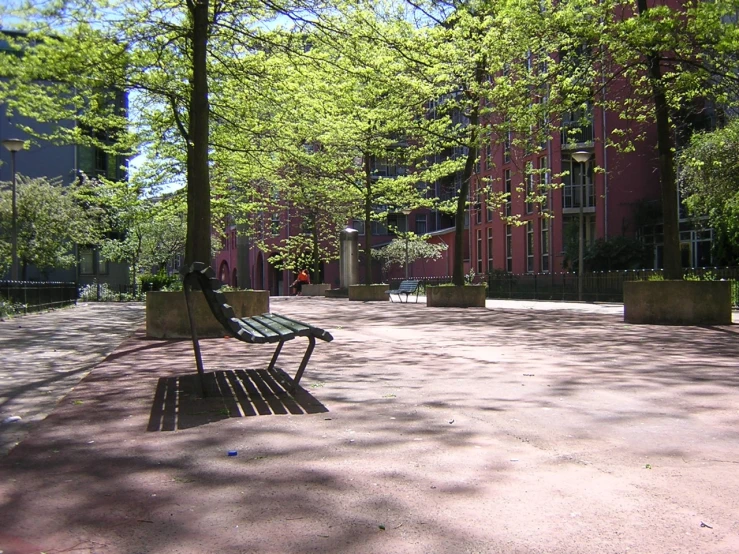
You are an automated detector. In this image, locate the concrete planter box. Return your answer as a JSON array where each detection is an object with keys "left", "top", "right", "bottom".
[
  {"left": 146, "top": 290, "right": 269, "bottom": 338},
  {"left": 624, "top": 280, "right": 731, "bottom": 325},
  {"left": 302, "top": 284, "right": 332, "bottom": 297},
  {"left": 348, "top": 284, "right": 389, "bottom": 302},
  {"left": 426, "top": 285, "right": 486, "bottom": 308}
]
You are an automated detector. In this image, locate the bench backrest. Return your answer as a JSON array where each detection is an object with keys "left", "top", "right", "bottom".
[
  {"left": 182, "top": 262, "right": 243, "bottom": 337},
  {"left": 398, "top": 280, "right": 419, "bottom": 292}
]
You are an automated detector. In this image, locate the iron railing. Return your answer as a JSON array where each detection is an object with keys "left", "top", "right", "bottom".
[
  {"left": 78, "top": 282, "right": 143, "bottom": 302},
  {"left": 0, "top": 280, "right": 78, "bottom": 314},
  {"left": 394, "top": 267, "right": 739, "bottom": 305},
  {"left": 486, "top": 268, "right": 739, "bottom": 304}
]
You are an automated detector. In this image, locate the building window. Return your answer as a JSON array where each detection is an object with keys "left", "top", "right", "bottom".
[
  {"left": 680, "top": 229, "right": 713, "bottom": 268},
  {"left": 270, "top": 214, "right": 280, "bottom": 236},
  {"left": 505, "top": 225, "right": 513, "bottom": 273},
  {"left": 562, "top": 158, "right": 594, "bottom": 209},
  {"left": 525, "top": 161, "right": 534, "bottom": 214},
  {"left": 80, "top": 248, "right": 94, "bottom": 275},
  {"left": 415, "top": 214, "right": 427, "bottom": 235},
  {"left": 352, "top": 219, "right": 365, "bottom": 235},
  {"left": 539, "top": 156, "right": 549, "bottom": 211},
  {"left": 485, "top": 142, "right": 492, "bottom": 170},
  {"left": 94, "top": 147, "right": 108, "bottom": 177},
  {"left": 477, "top": 229, "right": 483, "bottom": 273},
  {"left": 504, "top": 129, "right": 511, "bottom": 164},
  {"left": 541, "top": 215, "right": 550, "bottom": 272},
  {"left": 371, "top": 220, "right": 388, "bottom": 235},
  {"left": 504, "top": 169, "right": 512, "bottom": 217},
  {"left": 487, "top": 227, "right": 493, "bottom": 272},
  {"left": 98, "top": 254, "right": 109, "bottom": 275},
  {"left": 387, "top": 213, "right": 408, "bottom": 233},
  {"left": 526, "top": 221, "right": 534, "bottom": 273},
  {"left": 476, "top": 190, "right": 482, "bottom": 224}
]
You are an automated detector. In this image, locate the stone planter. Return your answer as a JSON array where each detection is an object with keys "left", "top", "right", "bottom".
[
  {"left": 623, "top": 280, "right": 731, "bottom": 325},
  {"left": 426, "top": 285, "right": 486, "bottom": 308},
  {"left": 146, "top": 290, "right": 269, "bottom": 338},
  {"left": 301, "top": 283, "right": 332, "bottom": 297},
  {"left": 348, "top": 284, "right": 389, "bottom": 302}
]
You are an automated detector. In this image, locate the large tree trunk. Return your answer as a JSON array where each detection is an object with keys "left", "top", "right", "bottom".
[
  {"left": 637, "top": 0, "right": 681, "bottom": 280},
  {"left": 185, "top": 0, "right": 211, "bottom": 267},
  {"left": 648, "top": 55, "right": 681, "bottom": 279},
  {"left": 363, "top": 151, "right": 373, "bottom": 285},
  {"left": 453, "top": 110, "right": 479, "bottom": 287}
]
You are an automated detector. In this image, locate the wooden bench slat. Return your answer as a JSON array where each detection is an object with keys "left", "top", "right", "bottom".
[
  {"left": 234, "top": 318, "right": 272, "bottom": 343},
  {"left": 265, "top": 314, "right": 311, "bottom": 334},
  {"left": 250, "top": 315, "right": 297, "bottom": 340},
  {"left": 269, "top": 314, "right": 334, "bottom": 342}
]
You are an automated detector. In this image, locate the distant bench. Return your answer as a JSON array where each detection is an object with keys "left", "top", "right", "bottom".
[
  {"left": 183, "top": 263, "right": 333, "bottom": 396},
  {"left": 386, "top": 280, "right": 421, "bottom": 303}
]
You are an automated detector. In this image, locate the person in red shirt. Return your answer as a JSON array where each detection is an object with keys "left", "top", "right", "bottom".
[{"left": 291, "top": 269, "right": 310, "bottom": 296}]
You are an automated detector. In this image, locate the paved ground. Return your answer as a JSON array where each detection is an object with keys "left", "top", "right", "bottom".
[
  {"left": 1, "top": 297, "right": 738, "bottom": 554},
  {"left": 0, "top": 302, "right": 146, "bottom": 456}
]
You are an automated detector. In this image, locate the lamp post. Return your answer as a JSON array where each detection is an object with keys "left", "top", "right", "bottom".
[
  {"left": 401, "top": 209, "right": 412, "bottom": 279},
  {"left": 2, "top": 138, "right": 25, "bottom": 281},
  {"left": 572, "top": 150, "right": 591, "bottom": 302}
]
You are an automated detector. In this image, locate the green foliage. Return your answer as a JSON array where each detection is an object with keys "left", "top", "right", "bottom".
[
  {"left": 683, "top": 271, "right": 716, "bottom": 282},
  {"left": 371, "top": 233, "right": 448, "bottom": 272},
  {"left": 139, "top": 270, "right": 179, "bottom": 292},
  {"left": 679, "top": 119, "right": 739, "bottom": 265},
  {"left": 0, "top": 295, "right": 25, "bottom": 319},
  {"left": 584, "top": 237, "right": 652, "bottom": 271},
  {"left": 0, "top": 176, "right": 103, "bottom": 277},
  {"left": 92, "top": 179, "right": 186, "bottom": 284},
  {"left": 78, "top": 281, "right": 142, "bottom": 302}
]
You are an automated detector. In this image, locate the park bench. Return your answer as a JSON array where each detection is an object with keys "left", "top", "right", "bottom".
[
  {"left": 182, "top": 263, "right": 333, "bottom": 397},
  {"left": 386, "top": 279, "right": 422, "bottom": 303}
]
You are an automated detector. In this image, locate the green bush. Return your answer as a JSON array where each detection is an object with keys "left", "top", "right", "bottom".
[
  {"left": 139, "top": 270, "right": 179, "bottom": 292},
  {"left": 0, "top": 296, "right": 25, "bottom": 319}
]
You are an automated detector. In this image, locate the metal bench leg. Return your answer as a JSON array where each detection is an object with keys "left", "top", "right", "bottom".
[
  {"left": 291, "top": 336, "right": 316, "bottom": 392},
  {"left": 184, "top": 284, "right": 207, "bottom": 398},
  {"left": 267, "top": 340, "right": 285, "bottom": 372}
]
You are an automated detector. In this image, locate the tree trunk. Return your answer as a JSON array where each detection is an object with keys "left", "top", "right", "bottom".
[
  {"left": 648, "top": 55, "right": 681, "bottom": 279},
  {"left": 453, "top": 111, "right": 479, "bottom": 287},
  {"left": 185, "top": 0, "right": 211, "bottom": 268},
  {"left": 363, "top": 151, "right": 373, "bottom": 285},
  {"left": 637, "top": 0, "right": 681, "bottom": 280},
  {"left": 312, "top": 220, "right": 321, "bottom": 283}
]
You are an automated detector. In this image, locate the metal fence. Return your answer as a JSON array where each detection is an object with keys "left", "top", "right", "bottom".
[
  {"left": 392, "top": 267, "right": 739, "bottom": 305},
  {"left": 485, "top": 268, "right": 739, "bottom": 304},
  {"left": 78, "top": 282, "right": 143, "bottom": 302},
  {"left": 0, "top": 281, "right": 78, "bottom": 314}
]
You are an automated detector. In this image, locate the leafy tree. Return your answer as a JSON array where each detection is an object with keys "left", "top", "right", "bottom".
[
  {"left": 242, "top": 12, "right": 432, "bottom": 285},
  {"left": 679, "top": 119, "right": 739, "bottom": 265},
  {"left": 393, "top": 0, "right": 597, "bottom": 285},
  {"left": 0, "top": 0, "right": 330, "bottom": 269},
  {"left": 372, "top": 232, "right": 448, "bottom": 275},
  {"left": 584, "top": 237, "right": 652, "bottom": 271},
  {"left": 592, "top": 0, "right": 739, "bottom": 277},
  {"left": 0, "top": 176, "right": 103, "bottom": 278},
  {"left": 93, "top": 182, "right": 186, "bottom": 288}
]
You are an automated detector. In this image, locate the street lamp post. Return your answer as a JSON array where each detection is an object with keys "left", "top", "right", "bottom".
[
  {"left": 405, "top": 232, "right": 410, "bottom": 279},
  {"left": 2, "top": 138, "right": 25, "bottom": 281},
  {"left": 572, "top": 150, "right": 591, "bottom": 302},
  {"left": 401, "top": 209, "right": 412, "bottom": 279}
]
